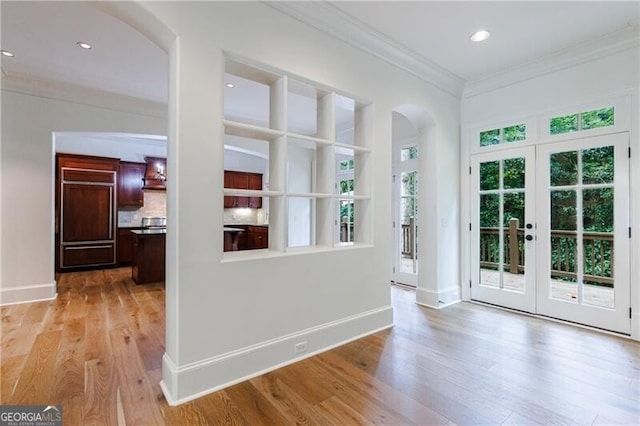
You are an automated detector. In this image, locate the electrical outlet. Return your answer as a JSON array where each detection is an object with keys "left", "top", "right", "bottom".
[{"left": 294, "top": 341, "right": 307, "bottom": 355}]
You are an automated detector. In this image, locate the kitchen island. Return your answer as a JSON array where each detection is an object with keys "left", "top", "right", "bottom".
[{"left": 131, "top": 229, "right": 165, "bottom": 284}]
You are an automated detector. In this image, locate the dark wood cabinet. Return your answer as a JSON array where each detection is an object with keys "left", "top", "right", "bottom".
[
  {"left": 143, "top": 157, "right": 166, "bottom": 190},
  {"left": 118, "top": 162, "right": 145, "bottom": 207},
  {"left": 247, "top": 226, "right": 268, "bottom": 249},
  {"left": 117, "top": 228, "right": 140, "bottom": 265},
  {"left": 223, "top": 170, "right": 263, "bottom": 208},
  {"left": 132, "top": 231, "right": 165, "bottom": 284},
  {"left": 56, "top": 154, "right": 119, "bottom": 271}
]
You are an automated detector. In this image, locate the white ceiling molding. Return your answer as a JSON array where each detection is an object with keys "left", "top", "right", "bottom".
[
  {"left": 264, "top": 1, "right": 465, "bottom": 99},
  {"left": 1, "top": 73, "right": 167, "bottom": 119},
  {"left": 463, "top": 21, "right": 640, "bottom": 99}
]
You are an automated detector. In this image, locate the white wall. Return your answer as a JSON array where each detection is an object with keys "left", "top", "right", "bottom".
[
  {"left": 460, "top": 47, "right": 640, "bottom": 339},
  {"left": 0, "top": 88, "right": 166, "bottom": 304},
  {"left": 138, "top": 1, "right": 460, "bottom": 403},
  {"left": 55, "top": 133, "right": 167, "bottom": 163}
]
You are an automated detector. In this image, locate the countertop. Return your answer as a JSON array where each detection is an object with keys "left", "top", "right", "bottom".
[
  {"left": 130, "top": 229, "right": 166, "bottom": 235},
  {"left": 223, "top": 227, "right": 245, "bottom": 232}
]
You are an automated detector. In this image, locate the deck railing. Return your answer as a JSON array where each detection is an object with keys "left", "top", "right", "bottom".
[
  {"left": 401, "top": 218, "right": 415, "bottom": 257},
  {"left": 479, "top": 219, "right": 614, "bottom": 287}
]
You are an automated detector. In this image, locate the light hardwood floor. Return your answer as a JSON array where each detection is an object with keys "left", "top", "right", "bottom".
[{"left": 1, "top": 267, "right": 639, "bottom": 425}]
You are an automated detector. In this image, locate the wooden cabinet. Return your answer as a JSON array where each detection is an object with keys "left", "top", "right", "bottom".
[
  {"left": 117, "top": 228, "right": 141, "bottom": 265},
  {"left": 56, "top": 154, "right": 119, "bottom": 271},
  {"left": 118, "top": 162, "right": 145, "bottom": 207},
  {"left": 223, "top": 170, "right": 262, "bottom": 208},
  {"left": 247, "top": 226, "right": 268, "bottom": 249},
  {"left": 132, "top": 231, "right": 166, "bottom": 284},
  {"left": 143, "top": 157, "right": 166, "bottom": 190}
]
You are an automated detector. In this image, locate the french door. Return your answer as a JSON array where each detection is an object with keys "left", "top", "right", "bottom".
[
  {"left": 471, "top": 134, "right": 630, "bottom": 334},
  {"left": 393, "top": 168, "right": 418, "bottom": 286}
]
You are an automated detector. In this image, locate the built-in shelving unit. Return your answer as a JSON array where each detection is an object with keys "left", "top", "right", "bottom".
[{"left": 223, "top": 58, "right": 373, "bottom": 256}]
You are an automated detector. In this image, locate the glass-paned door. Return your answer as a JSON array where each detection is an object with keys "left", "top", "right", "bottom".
[
  {"left": 394, "top": 169, "right": 418, "bottom": 286},
  {"left": 537, "top": 134, "right": 630, "bottom": 334},
  {"left": 471, "top": 147, "right": 536, "bottom": 312}
]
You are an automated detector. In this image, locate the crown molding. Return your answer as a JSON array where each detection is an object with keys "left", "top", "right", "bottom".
[
  {"left": 1, "top": 72, "right": 167, "bottom": 118},
  {"left": 264, "top": 1, "right": 465, "bottom": 99},
  {"left": 463, "top": 21, "right": 640, "bottom": 99}
]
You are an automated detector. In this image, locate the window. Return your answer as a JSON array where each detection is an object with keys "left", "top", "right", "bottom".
[
  {"left": 550, "top": 106, "right": 614, "bottom": 135},
  {"left": 400, "top": 146, "right": 418, "bottom": 161},
  {"left": 480, "top": 124, "right": 526, "bottom": 147},
  {"left": 223, "top": 59, "right": 372, "bottom": 255}
]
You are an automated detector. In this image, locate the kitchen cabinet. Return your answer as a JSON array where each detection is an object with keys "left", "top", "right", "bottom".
[
  {"left": 247, "top": 226, "right": 268, "bottom": 249},
  {"left": 117, "top": 227, "right": 142, "bottom": 265},
  {"left": 223, "top": 170, "right": 262, "bottom": 208},
  {"left": 56, "top": 154, "right": 119, "bottom": 271},
  {"left": 143, "top": 156, "right": 166, "bottom": 190},
  {"left": 131, "top": 230, "right": 165, "bottom": 284},
  {"left": 118, "top": 161, "right": 145, "bottom": 207}
]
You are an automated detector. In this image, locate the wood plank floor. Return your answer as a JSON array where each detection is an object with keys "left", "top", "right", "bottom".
[{"left": 1, "top": 267, "right": 639, "bottom": 425}]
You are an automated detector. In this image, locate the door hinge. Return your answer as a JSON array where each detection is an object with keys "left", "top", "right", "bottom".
[
  {"left": 393, "top": 175, "right": 396, "bottom": 183},
  {"left": 469, "top": 166, "right": 472, "bottom": 175},
  {"left": 469, "top": 280, "right": 472, "bottom": 288},
  {"left": 469, "top": 223, "right": 472, "bottom": 231},
  {"left": 393, "top": 221, "right": 396, "bottom": 228},
  {"left": 629, "top": 147, "right": 631, "bottom": 158},
  {"left": 393, "top": 266, "right": 395, "bottom": 273},
  {"left": 630, "top": 307, "right": 633, "bottom": 319},
  {"left": 629, "top": 227, "right": 632, "bottom": 238}
]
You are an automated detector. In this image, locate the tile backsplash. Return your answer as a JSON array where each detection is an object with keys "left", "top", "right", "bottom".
[
  {"left": 118, "top": 191, "right": 167, "bottom": 227},
  {"left": 224, "top": 208, "right": 267, "bottom": 225}
]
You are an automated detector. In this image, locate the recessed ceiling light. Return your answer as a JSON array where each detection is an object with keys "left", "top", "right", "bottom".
[
  {"left": 77, "top": 42, "right": 92, "bottom": 50},
  {"left": 226, "top": 83, "right": 235, "bottom": 88},
  {"left": 1, "top": 50, "right": 15, "bottom": 57},
  {"left": 470, "top": 30, "right": 491, "bottom": 42}
]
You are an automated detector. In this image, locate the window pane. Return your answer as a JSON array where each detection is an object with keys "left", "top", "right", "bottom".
[
  {"left": 480, "top": 161, "right": 499, "bottom": 191},
  {"left": 550, "top": 114, "right": 578, "bottom": 135},
  {"left": 479, "top": 193, "right": 501, "bottom": 288},
  {"left": 401, "top": 146, "right": 418, "bottom": 161},
  {"left": 287, "top": 140, "right": 316, "bottom": 193},
  {"left": 503, "top": 158, "right": 525, "bottom": 189},
  {"left": 583, "top": 188, "right": 613, "bottom": 233},
  {"left": 550, "top": 151, "right": 578, "bottom": 186},
  {"left": 336, "top": 94, "right": 355, "bottom": 145},
  {"left": 582, "top": 146, "right": 614, "bottom": 185},
  {"left": 480, "top": 129, "right": 500, "bottom": 147},
  {"left": 503, "top": 124, "right": 526, "bottom": 143},
  {"left": 550, "top": 190, "right": 577, "bottom": 231},
  {"left": 224, "top": 73, "right": 270, "bottom": 128},
  {"left": 336, "top": 147, "right": 355, "bottom": 194},
  {"left": 401, "top": 171, "right": 418, "bottom": 197},
  {"left": 582, "top": 107, "right": 614, "bottom": 130}
]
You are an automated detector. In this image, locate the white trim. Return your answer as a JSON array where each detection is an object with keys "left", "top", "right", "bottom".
[
  {"left": 160, "top": 305, "right": 393, "bottom": 405},
  {"left": 464, "top": 22, "right": 639, "bottom": 98},
  {"left": 1, "top": 73, "right": 167, "bottom": 118},
  {"left": 265, "top": 2, "right": 465, "bottom": 98},
  {"left": 416, "top": 285, "right": 461, "bottom": 309},
  {"left": 0, "top": 282, "right": 57, "bottom": 305}
]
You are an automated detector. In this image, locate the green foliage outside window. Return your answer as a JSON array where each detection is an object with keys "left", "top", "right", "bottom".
[
  {"left": 550, "top": 106, "right": 614, "bottom": 135},
  {"left": 480, "top": 124, "right": 526, "bottom": 147},
  {"left": 339, "top": 159, "right": 354, "bottom": 171}
]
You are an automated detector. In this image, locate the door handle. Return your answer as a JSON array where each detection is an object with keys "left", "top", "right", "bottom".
[
  {"left": 525, "top": 235, "right": 534, "bottom": 241},
  {"left": 526, "top": 223, "right": 533, "bottom": 229}
]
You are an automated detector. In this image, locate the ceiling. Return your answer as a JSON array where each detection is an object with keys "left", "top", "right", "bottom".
[{"left": 1, "top": 1, "right": 638, "bottom": 105}]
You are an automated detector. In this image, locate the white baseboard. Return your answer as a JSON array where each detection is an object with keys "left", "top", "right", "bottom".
[
  {"left": 160, "top": 305, "right": 393, "bottom": 405},
  {"left": 416, "top": 285, "right": 461, "bottom": 309},
  {"left": 631, "top": 311, "right": 640, "bottom": 342},
  {"left": 0, "top": 282, "right": 57, "bottom": 305}
]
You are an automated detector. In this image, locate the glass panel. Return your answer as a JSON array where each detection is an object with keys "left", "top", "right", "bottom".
[
  {"left": 338, "top": 200, "right": 354, "bottom": 244},
  {"left": 401, "top": 171, "right": 418, "bottom": 197},
  {"left": 503, "top": 192, "right": 525, "bottom": 292},
  {"left": 550, "top": 114, "right": 578, "bottom": 135},
  {"left": 504, "top": 124, "right": 526, "bottom": 143},
  {"left": 582, "top": 107, "right": 614, "bottom": 130},
  {"left": 480, "top": 129, "right": 500, "bottom": 147},
  {"left": 480, "top": 161, "right": 500, "bottom": 191},
  {"left": 480, "top": 193, "right": 501, "bottom": 288},
  {"left": 224, "top": 73, "right": 270, "bottom": 128},
  {"left": 582, "top": 146, "right": 614, "bottom": 185},
  {"left": 582, "top": 188, "right": 614, "bottom": 308},
  {"left": 401, "top": 146, "right": 418, "bottom": 161},
  {"left": 287, "top": 197, "right": 314, "bottom": 248},
  {"left": 335, "top": 94, "right": 355, "bottom": 145},
  {"left": 503, "top": 158, "right": 525, "bottom": 189},
  {"left": 224, "top": 136, "right": 269, "bottom": 177},
  {"left": 549, "top": 151, "right": 578, "bottom": 186},
  {"left": 550, "top": 190, "right": 577, "bottom": 302}
]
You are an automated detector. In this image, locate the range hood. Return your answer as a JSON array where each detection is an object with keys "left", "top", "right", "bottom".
[{"left": 143, "top": 156, "right": 166, "bottom": 190}]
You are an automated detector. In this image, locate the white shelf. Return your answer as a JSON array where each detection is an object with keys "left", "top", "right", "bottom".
[
  {"left": 286, "top": 132, "right": 333, "bottom": 146},
  {"left": 223, "top": 189, "right": 283, "bottom": 197},
  {"left": 334, "top": 142, "right": 372, "bottom": 153},
  {"left": 223, "top": 120, "right": 284, "bottom": 140},
  {"left": 333, "top": 194, "right": 370, "bottom": 201},
  {"left": 285, "top": 192, "right": 333, "bottom": 199}
]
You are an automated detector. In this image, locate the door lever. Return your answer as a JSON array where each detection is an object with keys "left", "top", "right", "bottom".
[{"left": 525, "top": 235, "right": 534, "bottom": 241}]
